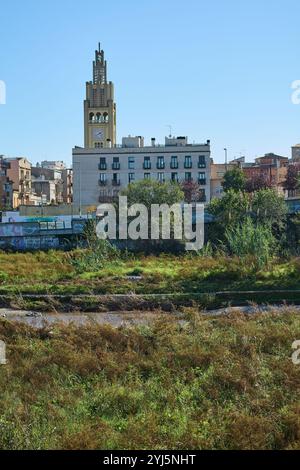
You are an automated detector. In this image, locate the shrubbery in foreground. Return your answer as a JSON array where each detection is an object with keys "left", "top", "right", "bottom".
[{"left": 0, "top": 309, "right": 299, "bottom": 450}]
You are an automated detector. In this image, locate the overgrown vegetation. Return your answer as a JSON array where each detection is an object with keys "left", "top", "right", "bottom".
[
  {"left": 225, "top": 217, "right": 277, "bottom": 270},
  {"left": 2, "top": 251, "right": 300, "bottom": 301},
  {"left": 0, "top": 309, "right": 299, "bottom": 450}
]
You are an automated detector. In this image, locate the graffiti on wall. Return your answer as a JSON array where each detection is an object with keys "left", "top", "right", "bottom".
[
  {"left": 0, "top": 223, "right": 40, "bottom": 237},
  {"left": 0, "top": 236, "right": 60, "bottom": 250}
]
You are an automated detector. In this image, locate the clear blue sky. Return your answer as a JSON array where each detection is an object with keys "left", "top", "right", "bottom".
[{"left": 0, "top": 0, "right": 300, "bottom": 166}]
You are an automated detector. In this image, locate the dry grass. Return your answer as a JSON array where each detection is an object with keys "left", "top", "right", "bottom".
[{"left": 0, "top": 308, "right": 299, "bottom": 450}]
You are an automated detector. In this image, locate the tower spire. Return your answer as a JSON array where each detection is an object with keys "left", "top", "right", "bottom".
[{"left": 93, "top": 43, "right": 107, "bottom": 84}]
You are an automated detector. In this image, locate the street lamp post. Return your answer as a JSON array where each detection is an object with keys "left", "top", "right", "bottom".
[{"left": 224, "top": 148, "right": 228, "bottom": 172}]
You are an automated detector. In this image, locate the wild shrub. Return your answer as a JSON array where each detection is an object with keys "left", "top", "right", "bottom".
[
  {"left": 71, "top": 240, "right": 121, "bottom": 274},
  {"left": 225, "top": 217, "right": 277, "bottom": 270}
]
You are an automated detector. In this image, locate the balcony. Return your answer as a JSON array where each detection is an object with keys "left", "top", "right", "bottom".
[
  {"left": 198, "top": 179, "right": 207, "bottom": 186},
  {"left": 199, "top": 195, "right": 207, "bottom": 203},
  {"left": 99, "top": 180, "right": 107, "bottom": 186},
  {"left": 112, "top": 163, "right": 120, "bottom": 170},
  {"left": 98, "top": 163, "right": 107, "bottom": 171},
  {"left": 112, "top": 179, "right": 121, "bottom": 186},
  {"left": 143, "top": 163, "right": 152, "bottom": 170},
  {"left": 157, "top": 164, "right": 165, "bottom": 170},
  {"left": 170, "top": 163, "right": 178, "bottom": 169},
  {"left": 99, "top": 195, "right": 115, "bottom": 203},
  {"left": 198, "top": 163, "right": 206, "bottom": 169},
  {"left": 184, "top": 163, "right": 193, "bottom": 169}
]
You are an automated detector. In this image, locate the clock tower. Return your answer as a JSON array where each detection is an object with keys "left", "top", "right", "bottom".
[{"left": 84, "top": 44, "right": 116, "bottom": 148}]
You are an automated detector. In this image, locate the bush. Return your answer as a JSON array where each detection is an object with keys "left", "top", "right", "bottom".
[
  {"left": 225, "top": 217, "right": 277, "bottom": 270},
  {"left": 71, "top": 240, "right": 121, "bottom": 273}
]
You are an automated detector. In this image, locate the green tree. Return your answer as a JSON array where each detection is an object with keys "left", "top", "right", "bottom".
[
  {"left": 208, "top": 190, "right": 250, "bottom": 227},
  {"left": 121, "top": 179, "right": 184, "bottom": 207},
  {"left": 121, "top": 180, "right": 185, "bottom": 253},
  {"left": 207, "top": 190, "right": 250, "bottom": 244},
  {"left": 251, "top": 189, "right": 287, "bottom": 230},
  {"left": 222, "top": 167, "right": 246, "bottom": 192}
]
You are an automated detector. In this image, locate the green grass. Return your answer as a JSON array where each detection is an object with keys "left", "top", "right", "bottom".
[
  {"left": 0, "top": 309, "right": 300, "bottom": 450},
  {"left": 1, "top": 251, "right": 300, "bottom": 299}
]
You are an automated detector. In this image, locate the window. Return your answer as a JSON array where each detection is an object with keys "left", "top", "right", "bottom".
[
  {"left": 157, "top": 172, "right": 165, "bottom": 183},
  {"left": 198, "top": 172, "right": 206, "bottom": 185},
  {"left": 128, "top": 157, "right": 135, "bottom": 170},
  {"left": 112, "top": 173, "right": 120, "bottom": 186},
  {"left": 157, "top": 156, "right": 165, "bottom": 169},
  {"left": 99, "top": 173, "right": 107, "bottom": 185},
  {"left": 185, "top": 172, "right": 192, "bottom": 182},
  {"left": 198, "top": 155, "right": 206, "bottom": 169},
  {"left": 144, "top": 173, "right": 151, "bottom": 180},
  {"left": 129, "top": 173, "right": 135, "bottom": 183},
  {"left": 143, "top": 157, "right": 151, "bottom": 170},
  {"left": 171, "top": 156, "right": 178, "bottom": 169},
  {"left": 184, "top": 156, "right": 192, "bottom": 169},
  {"left": 95, "top": 142, "right": 103, "bottom": 149},
  {"left": 112, "top": 157, "right": 120, "bottom": 170},
  {"left": 199, "top": 189, "right": 206, "bottom": 202},
  {"left": 99, "top": 157, "right": 107, "bottom": 170},
  {"left": 171, "top": 172, "right": 178, "bottom": 182}
]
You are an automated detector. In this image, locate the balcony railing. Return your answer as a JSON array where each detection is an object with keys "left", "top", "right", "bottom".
[
  {"left": 99, "top": 180, "right": 107, "bottom": 186},
  {"left": 184, "top": 163, "right": 193, "bottom": 169},
  {"left": 157, "top": 164, "right": 165, "bottom": 170},
  {"left": 198, "top": 179, "right": 207, "bottom": 186},
  {"left": 143, "top": 163, "right": 151, "bottom": 170},
  {"left": 198, "top": 162, "right": 206, "bottom": 169},
  {"left": 112, "top": 180, "right": 121, "bottom": 186},
  {"left": 112, "top": 163, "right": 120, "bottom": 170},
  {"left": 98, "top": 163, "right": 107, "bottom": 170}
]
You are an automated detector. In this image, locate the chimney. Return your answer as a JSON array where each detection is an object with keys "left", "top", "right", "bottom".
[{"left": 151, "top": 138, "right": 156, "bottom": 147}]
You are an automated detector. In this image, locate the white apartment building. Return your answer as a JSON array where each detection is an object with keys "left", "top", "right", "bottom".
[{"left": 73, "top": 136, "right": 211, "bottom": 208}]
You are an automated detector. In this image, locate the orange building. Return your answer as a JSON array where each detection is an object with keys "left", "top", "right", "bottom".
[
  {"left": 6, "top": 157, "right": 32, "bottom": 208},
  {"left": 242, "top": 153, "right": 288, "bottom": 194}
]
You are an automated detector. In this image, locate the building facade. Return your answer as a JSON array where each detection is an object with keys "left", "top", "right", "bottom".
[
  {"left": 84, "top": 44, "right": 116, "bottom": 149},
  {"left": 292, "top": 144, "right": 300, "bottom": 162},
  {"left": 40, "top": 161, "right": 66, "bottom": 171},
  {"left": 242, "top": 153, "right": 288, "bottom": 193},
  {"left": 0, "top": 157, "right": 13, "bottom": 210},
  {"left": 73, "top": 136, "right": 211, "bottom": 209},
  {"left": 5, "top": 157, "right": 32, "bottom": 208},
  {"left": 32, "top": 165, "right": 73, "bottom": 205},
  {"left": 210, "top": 158, "right": 243, "bottom": 199},
  {"left": 62, "top": 169, "right": 73, "bottom": 204}
]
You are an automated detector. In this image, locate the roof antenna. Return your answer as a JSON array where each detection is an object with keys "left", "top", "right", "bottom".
[{"left": 166, "top": 125, "right": 173, "bottom": 138}]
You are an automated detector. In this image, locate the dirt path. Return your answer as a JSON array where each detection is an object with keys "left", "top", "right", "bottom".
[{"left": 1, "top": 304, "right": 299, "bottom": 328}]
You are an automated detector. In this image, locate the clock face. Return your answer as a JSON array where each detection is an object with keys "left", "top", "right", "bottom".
[{"left": 93, "top": 128, "right": 104, "bottom": 141}]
